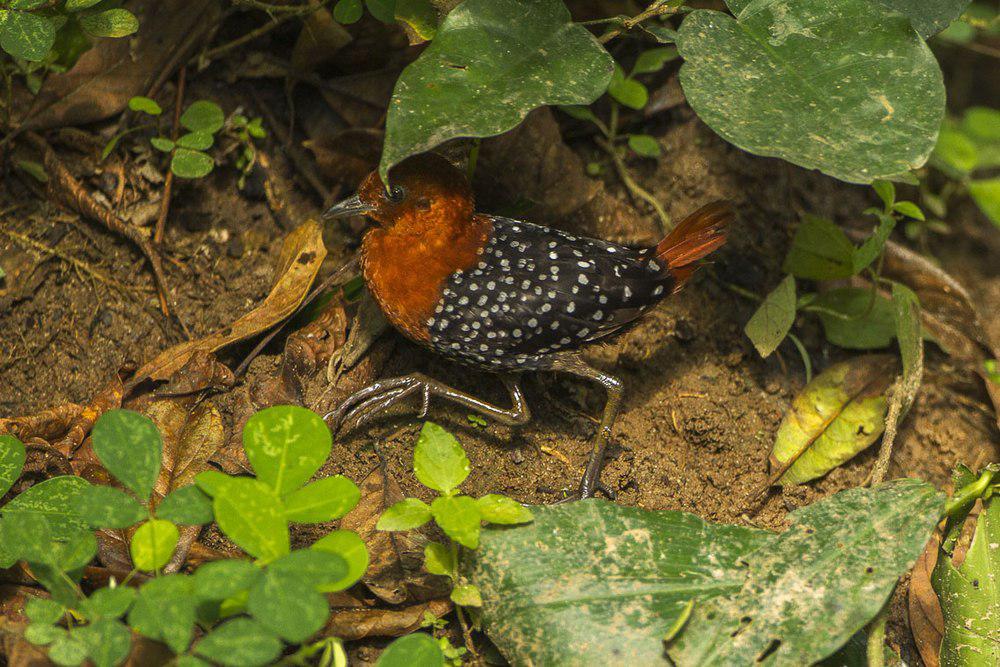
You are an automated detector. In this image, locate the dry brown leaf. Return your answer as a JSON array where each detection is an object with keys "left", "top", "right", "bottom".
[
  {"left": 54, "top": 369, "right": 128, "bottom": 458},
  {"left": 908, "top": 533, "right": 943, "bottom": 667},
  {"left": 143, "top": 400, "right": 225, "bottom": 497},
  {"left": 291, "top": 8, "right": 353, "bottom": 71},
  {"left": 131, "top": 220, "right": 327, "bottom": 385},
  {"left": 341, "top": 466, "right": 451, "bottom": 604},
  {"left": 22, "top": 0, "right": 221, "bottom": 130},
  {"left": 323, "top": 598, "right": 452, "bottom": 640},
  {"left": 0, "top": 404, "right": 83, "bottom": 444},
  {"left": 154, "top": 351, "right": 234, "bottom": 397}
]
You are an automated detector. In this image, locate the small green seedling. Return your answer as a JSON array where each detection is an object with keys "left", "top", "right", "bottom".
[
  {"left": 133, "top": 98, "right": 225, "bottom": 179},
  {"left": 0, "top": 406, "right": 366, "bottom": 667},
  {"left": 743, "top": 180, "right": 927, "bottom": 379},
  {"left": 229, "top": 112, "right": 267, "bottom": 189},
  {"left": 376, "top": 422, "right": 533, "bottom": 610}
]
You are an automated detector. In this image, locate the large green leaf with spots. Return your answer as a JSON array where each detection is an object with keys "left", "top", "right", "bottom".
[
  {"left": 877, "top": 0, "right": 972, "bottom": 37},
  {"left": 676, "top": 0, "right": 945, "bottom": 184},
  {"left": 380, "top": 0, "right": 613, "bottom": 180},
  {"left": 468, "top": 481, "right": 942, "bottom": 666}
]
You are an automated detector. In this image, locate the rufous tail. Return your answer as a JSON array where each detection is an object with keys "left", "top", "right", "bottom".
[{"left": 654, "top": 201, "right": 733, "bottom": 290}]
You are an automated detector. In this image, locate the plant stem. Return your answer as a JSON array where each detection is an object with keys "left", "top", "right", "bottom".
[
  {"left": 866, "top": 607, "right": 887, "bottom": 667},
  {"left": 596, "top": 136, "right": 672, "bottom": 234},
  {"left": 944, "top": 468, "right": 995, "bottom": 518},
  {"left": 597, "top": 2, "right": 684, "bottom": 44},
  {"left": 154, "top": 65, "right": 186, "bottom": 246}
]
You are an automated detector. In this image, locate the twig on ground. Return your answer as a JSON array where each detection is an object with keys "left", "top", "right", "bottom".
[
  {"left": 24, "top": 131, "right": 191, "bottom": 338},
  {"left": 597, "top": 3, "right": 683, "bottom": 44},
  {"left": 154, "top": 66, "right": 187, "bottom": 245}
]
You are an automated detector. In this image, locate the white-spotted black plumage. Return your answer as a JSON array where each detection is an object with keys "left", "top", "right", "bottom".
[{"left": 424, "top": 216, "right": 674, "bottom": 371}]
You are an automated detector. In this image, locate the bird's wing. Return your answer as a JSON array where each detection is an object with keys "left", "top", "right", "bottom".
[{"left": 424, "top": 217, "right": 672, "bottom": 366}]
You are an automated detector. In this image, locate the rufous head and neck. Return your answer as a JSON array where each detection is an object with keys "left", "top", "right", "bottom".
[{"left": 323, "top": 153, "right": 491, "bottom": 342}]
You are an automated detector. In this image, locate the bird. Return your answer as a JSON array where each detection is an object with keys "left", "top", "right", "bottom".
[{"left": 323, "top": 152, "right": 732, "bottom": 499}]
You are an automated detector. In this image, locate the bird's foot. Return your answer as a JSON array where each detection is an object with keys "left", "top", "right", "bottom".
[{"left": 324, "top": 375, "right": 430, "bottom": 433}]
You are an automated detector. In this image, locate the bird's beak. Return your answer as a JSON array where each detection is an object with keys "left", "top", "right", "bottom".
[{"left": 322, "top": 195, "right": 374, "bottom": 220}]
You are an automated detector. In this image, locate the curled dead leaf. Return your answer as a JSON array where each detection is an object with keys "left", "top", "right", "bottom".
[
  {"left": 55, "top": 369, "right": 128, "bottom": 459},
  {"left": 323, "top": 598, "right": 452, "bottom": 640},
  {"left": 154, "top": 351, "right": 234, "bottom": 397},
  {"left": 908, "top": 533, "right": 943, "bottom": 667},
  {"left": 131, "top": 221, "right": 327, "bottom": 385},
  {"left": 340, "top": 466, "right": 451, "bottom": 604},
  {"left": 768, "top": 355, "right": 897, "bottom": 486},
  {"left": 0, "top": 404, "right": 84, "bottom": 443}
]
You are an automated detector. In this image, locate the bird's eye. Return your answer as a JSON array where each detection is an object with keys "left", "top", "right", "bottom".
[{"left": 387, "top": 185, "right": 406, "bottom": 202}]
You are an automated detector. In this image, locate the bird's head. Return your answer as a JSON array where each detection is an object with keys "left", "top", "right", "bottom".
[{"left": 323, "top": 153, "right": 474, "bottom": 231}]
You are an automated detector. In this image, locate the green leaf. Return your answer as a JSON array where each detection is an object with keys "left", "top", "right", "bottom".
[
  {"left": 180, "top": 100, "right": 224, "bottom": 134},
  {"left": 627, "top": 134, "right": 661, "bottom": 158},
  {"left": 54, "top": 529, "right": 97, "bottom": 572},
  {"left": 969, "top": 177, "right": 1000, "bottom": 228},
  {"left": 769, "top": 356, "right": 895, "bottom": 486},
  {"left": 77, "top": 485, "right": 146, "bottom": 529},
  {"left": 892, "top": 283, "right": 922, "bottom": 381},
  {"left": 377, "top": 497, "right": 433, "bottom": 530},
  {"left": 812, "top": 288, "right": 897, "bottom": 349},
  {"left": 92, "top": 409, "right": 162, "bottom": 501},
  {"left": 365, "top": 0, "right": 396, "bottom": 23},
  {"left": 0, "top": 10, "right": 57, "bottom": 61},
  {"left": 852, "top": 214, "right": 897, "bottom": 274},
  {"left": 0, "top": 434, "right": 26, "bottom": 498},
  {"left": 931, "top": 126, "right": 979, "bottom": 176},
  {"left": 176, "top": 131, "right": 214, "bottom": 151},
  {"left": 248, "top": 569, "right": 329, "bottom": 643},
  {"left": 413, "top": 421, "right": 470, "bottom": 494},
  {"left": 469, "top": 499, "right": 767, "bottom": 665},
  {"left": 872, "top": 180, "right": 895, "bottom": 209},
  {"left": 128, "top": 575, "right": 197, "bottom": 654},
  {"left": 3, "top": 476, "right": 89, "bottom": 537},
  {"left": 632, "top": 46, "right": 678, "bottom": 75},
  {"left": 195, "top": 618, "right": 282, "bottom": 667},
  {"left": 48, "top": 633, "right": 88, "bottom": 667},
  {"left": 25, "top": 622, "right": 64, "bottom": 646},
  {"left": 431, "top": 495, "right": 480, "bottom": 549},
  {"left": 26, "top": 598, "right": 64, "bottom": 624},
  {"left": 376, "top": 633, "right": 445, "bottom": 667},
  {"left": 380, "top": 0, "right": 613, "bottom": 180},
  {"left": 745, "top": 275, "right": 796, "bottom": 358},
  {"left": 395, "top": 0, "right": 437, "bottom": 41},
  {"left": 78, "top": 9, "right": 138, "bottom": 38},
  {"left": 333, "top": 0, "right": 363, "bottom": 24},
  {"left": 130, "top": 519, "right": 179, "bottom": 571},
  {"left": 783, "top": 215, "right": 856, "bottom": 281},
  {"left": 666, "top": 480, "right": 943, "bottom": 665},
  {"left": 876, "top": 0, "right": 972, "bottom": 37},
  {"left": 192, "top": 559, "right": 261, "bottom": 600},
  {"left": 892, "top": 201, "right": 925, "bottom": 221},
  {"left": 475, "top": 494, "right": 533, "bottom": 525},
  {"left": 450, "top": 583, "right": 482, "bottom": 607},
  {"left": 150, "top": 136, "right": 175, "bottom": 152},
  {"left": 284, "top": 475, "right": 360, "bottom": 523},
  {"left": 243, "top": 405, "right": 332, "bottom": 496},
  {"left": 194, "top": 470, "right": 232, "bottom": 497},
  {"left": 310, "top": 530, "right": 369, "bottom": 592},
  {"left": 471, "top": 483, "right": 940, "bottom": 665},
  {"left": 156, "top": 485, "right": 213, "bottom": 525},
  {"left": 423, "top": 541, "right": 454, "bottom": 576},
  {"left": 10, "top": 0, "right": 48, "bottom": 9},
  {"left": 558, "top": 104, "right": 599, "bottom": 123},
  {"left": 607, "top": 67, "right": 648, "bottom": 110},
  {"left": 212, "top": 477, "right": 289, "bottom": 561},
  {"left": 128, "top": 96, "right": 162, "bottom": 115},
  {"left": 170, "top": 149, "right": 214, "bottom": 179},
  {"left": 934, "top": 495, "right": 1000, "bottom": 665},
  {"left": 16, "top": 159, "right": 47, "bottom": 183},
  {"left": 676, "top": 1, "right": 945, "bottom": 184},
  {"left": 77, "top": 619, "right": 132, "bottom": 667},
  {"left": 80, "top": 586, "right": 136, "bottom": 620},
  {"left": 963, "top": 106, "right": 1000, "bottom": 143},
  {"left": 268, "top": 548, "right": 350, "bottom": 594},
  {"left": 65, "top": 0, "right": 104, "bottom": 10}
]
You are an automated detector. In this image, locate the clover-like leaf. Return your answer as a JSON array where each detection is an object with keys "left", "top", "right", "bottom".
[
  {"left": 248, "top": 568, "right": 329, "bottom": 643},
  {"left": 77, "top": 618, "right": 132, "bottom": 667},
  {"left": 92, "top": 409, "right": 162, "bottom": 501},
  {"left": 3, "top": 476, "right": 89, "bottom": 537},
  {"left": 676, "top": 0, "right": 945, "bottom": 184},
  {"left": 180, "top": 100, "right": 224, "bottom": 134},
  {"left": 0, "top": 434, "right": 26, "bottom": 497},
  {"left": 413, "top": 421, "right": 469, "bottom": 494},
  {"left": 192, "top": 559, "right": 261, "bottom": 600},
  {"left": 77, "top": 485, "right": 147, "bottom": 529},
  {"left": 170, "top": 149, "right": 214, "bottom": 179},
  {"left": 243, "top": 405, "right": 332, "bottom": 496},
  {"left": 156, "top": 485, "right": 213, "bottom": 525},
  {"left": 283, "top": 475, "right": 360, "bottom": 523},
  {"left": 376, "top": 633, "right": 445, "bottom": 667},
  {"left": 128, "top": 575, "right": 197, "bottom": 654},
  {"left": 380, "top": 0, "right": 613, "bottom": 180},
  {"left": 211, "top": 477, "right": 289, "bottom": 561},
  {"left": 195, "top": 618, "right": 282, "bottom": 667},
  {"left": 310, "top": 530, "right": 369, "bottom": 592},
  {"left": 130, "top": 519, "right": 179, "bottom": 571}
]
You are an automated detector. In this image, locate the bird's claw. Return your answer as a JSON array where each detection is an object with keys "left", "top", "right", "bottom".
[{"left": 324, "top": 376, "right": 427, "bottom": 434}]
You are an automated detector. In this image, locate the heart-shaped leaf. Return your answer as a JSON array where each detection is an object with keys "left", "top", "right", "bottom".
[
  {"left": 92, "top": 409, "right": 162, "bottom": 501},
  {"left": 380, "top": 0, "right": 613, "bottom": 180},
  {"left": 676, "top": 0, "right": 945, "bottom": 184}
]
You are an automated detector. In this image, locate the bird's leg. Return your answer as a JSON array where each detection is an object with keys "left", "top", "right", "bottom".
[
  {"left": 326, "top": 373, "right": 530, "bottom": 434},
  {"left": 549, "top": 354, "right": 624, "bottom": 500}
]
